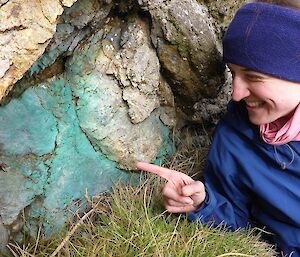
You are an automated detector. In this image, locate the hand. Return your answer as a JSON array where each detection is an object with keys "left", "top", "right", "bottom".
[{"left": 136, "top": 162, "right": 206, "bottom": 213}]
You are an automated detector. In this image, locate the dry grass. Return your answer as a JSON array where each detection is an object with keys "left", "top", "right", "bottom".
[{"left": 4, "top": 127, "right": 276, "bottom": 257}]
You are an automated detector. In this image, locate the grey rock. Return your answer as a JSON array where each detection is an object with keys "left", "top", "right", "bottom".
[
  {"left": 109, "top": 17, "right": 162, "bottom": 123},
  {"left": 0, "top": 218, "right": 8, "bottom": 253},
  {"left": 66, "top": 15, "right": 175, "bottom": 170},
  {"left": 139, "top": 0, "right": 225, "bottom": 120},
  {"left": 29, "top": 0, "right": 113, "bottom": 76}
]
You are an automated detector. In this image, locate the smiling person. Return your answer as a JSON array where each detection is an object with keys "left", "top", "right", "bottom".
[{"left": 137, "top": 1, "right": 300, "bottom": 256}]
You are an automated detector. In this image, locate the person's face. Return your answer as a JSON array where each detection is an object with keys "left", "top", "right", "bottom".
[{"left": 228, "top": 63, "right": 300, "bottom": 125}]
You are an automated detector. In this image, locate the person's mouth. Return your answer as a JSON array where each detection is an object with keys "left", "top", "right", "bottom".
[{"left": 245, "top": 101, "right": 265, "bottom": 108}]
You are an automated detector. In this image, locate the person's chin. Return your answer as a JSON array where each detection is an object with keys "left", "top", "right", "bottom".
[
  {"left": 248, "top": 114, "right": 270, "bottom": 126},
  {"left": 249, "top": 119, "right": 264, "bottom": 125}
]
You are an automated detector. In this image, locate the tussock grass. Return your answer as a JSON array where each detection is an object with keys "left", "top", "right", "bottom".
[{"left": 6, "top": 128, "right": 276, "bottom": 257}]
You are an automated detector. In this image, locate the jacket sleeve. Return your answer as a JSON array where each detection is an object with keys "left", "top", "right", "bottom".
[
  {"left": 188, "top": 121, "right": 252, "bottom": 231},
  {"left": 290, "top": 249, "right": 300, "bottom": 257},
  {"left": 188, "top": 163, "right": 252, "bottom": 230},
  {"left": 276, "top": 241, "right": 300, "bottom": 257}
]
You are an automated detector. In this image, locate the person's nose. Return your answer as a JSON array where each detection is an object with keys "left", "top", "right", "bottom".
[{"left": 231, "top": 76, "right": 251, "bottom": 102}]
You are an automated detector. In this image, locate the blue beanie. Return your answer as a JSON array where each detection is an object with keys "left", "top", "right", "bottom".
[{"left": 223, "top": 2, "right": 300, "bottom": 83}]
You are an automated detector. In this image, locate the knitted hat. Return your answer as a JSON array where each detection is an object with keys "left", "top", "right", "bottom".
[{"left": 223, "top": 2, "right": 300, "bottom": 82}]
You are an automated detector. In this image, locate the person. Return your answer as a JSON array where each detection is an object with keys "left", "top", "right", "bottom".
[
  {"left": 137, "top": 1, "right": 300, "bottom": 256},
  {"left": 256, "top": 0, "right": 300, "bottom": 9}
]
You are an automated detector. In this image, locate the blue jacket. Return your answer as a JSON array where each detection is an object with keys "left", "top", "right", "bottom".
[{"left": 188, "top": 101, "right": 300, "bottom": 257}]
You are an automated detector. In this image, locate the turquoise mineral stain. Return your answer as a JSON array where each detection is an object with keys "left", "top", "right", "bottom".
[
  {"left": 0, "top": 27, "right": 174, "bottom": 237},
  {"left": 0, "top": 87, "right": 58, "bottom": 156}
]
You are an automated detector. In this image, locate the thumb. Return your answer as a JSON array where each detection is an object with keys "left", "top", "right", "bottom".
[{"left": 182, "top": 181, "right": 206, "bottom": 206}]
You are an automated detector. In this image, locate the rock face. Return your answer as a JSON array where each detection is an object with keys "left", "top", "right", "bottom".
[
  {"left": 0, "top": 0, "right": 247, "bottom": 248},
  {"left": 0, "top": 0, "right": 78, "bottom": 100},
  {"left": 65, "top": 15, "right": 175, "bottom": 170},
  {"left": 139, "top": 0, "right": 225, "bottom": 117},
  {"left": 0, "top": 219, "right": 8, "bottom": 253}
]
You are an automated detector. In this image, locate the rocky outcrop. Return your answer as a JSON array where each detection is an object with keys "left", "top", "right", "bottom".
[
  {"left": 0, "top": 0, "right": 79, "bottom": 100},
  {"left": 0, "top": 0, "right": 247, "bottom": 249},
  {"left": 139, "top": 0, "right": 225, "bottom": 118},
  {"left": 0, "top": 1, "right": 175, "bottom": 243},
  {"left": 0, "top": 219, "right": 8, "bottom": 253},
  {"left": 65, "top": 15, "right": 175, "bottom": 169}
]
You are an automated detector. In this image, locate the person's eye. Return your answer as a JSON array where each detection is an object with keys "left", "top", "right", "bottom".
[{"left": 245, "top": 74, "right": 265, "bottom": 82}]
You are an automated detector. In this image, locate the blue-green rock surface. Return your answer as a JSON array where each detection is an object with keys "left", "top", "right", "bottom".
[
  {"left": 0, "top": 16, "right": 175, "bottom": 237},
  {"left": 0, "top": 0, "right": 234, "bottom": 248},
  {"left": 0, "top": 78, "right": 173, "bottom": 236}
]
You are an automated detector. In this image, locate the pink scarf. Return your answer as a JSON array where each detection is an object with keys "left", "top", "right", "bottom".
[{"left": 260, "top": 104, "right": 300, "bottom": 145}]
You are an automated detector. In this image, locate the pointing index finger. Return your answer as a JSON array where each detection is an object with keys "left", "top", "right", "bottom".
[{"left": 136, "top": 161, "right": 176, "bottom": 181}]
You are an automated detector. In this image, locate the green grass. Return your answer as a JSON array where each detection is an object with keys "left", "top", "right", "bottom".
[
  {"left": 7, "top": 176, "right": 275, "bottom": 257},
  {"left": 6, "top": 128, "right": 276, "bottom": 257}
]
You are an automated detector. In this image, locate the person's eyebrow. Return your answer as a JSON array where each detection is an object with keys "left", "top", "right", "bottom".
[
  {"left": 240, "top": 68, "right": 270, "bottom": 78},
  {"left": 227, "top": 65, "right": 270, "bottom": 79}
]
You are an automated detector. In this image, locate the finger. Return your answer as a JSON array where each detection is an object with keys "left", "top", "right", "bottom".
[
  {"left": 182, "top": 181, "right": 206, "bottom": 207},
  {"left": 163, "top": 185, "right": 193, "bottom": 204},
  {"left": 165, "top": 198, "right": 194, "bottom": 207},
  {"left": 136, "top": 162, "right": 194, "bottom": 185},
  {"left": 136, "top": 161, "right": 177, "bottom": 181},
  {"left": 182, "top": 181, "right": 205, "bottom": 197},
  {"left": 165, "top": 204, "right": 198, "bottom": 213}
]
